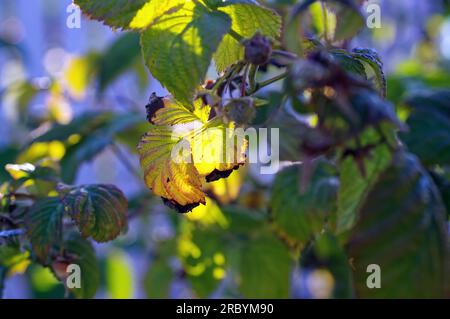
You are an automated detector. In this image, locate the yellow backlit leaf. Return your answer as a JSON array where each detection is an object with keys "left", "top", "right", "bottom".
[
  {"left": 191, "top": 121, "right": 247, "bottom": 178},
  {"left": 207, "top": 168, "right": 245, "bottom": 204},
  {"left": 138, "top": 126, "right": 206, "bottom": 213},
  {"left": 138, "top": 98, "right": 247, "bottom": 213},
  {"left": 150, "top": 97, "right": 209, "bottom": 126},
  {"left": 129, "top": 0, "right": 185, "bottom": 29},
  {"left": 186, "top": 197, "right": 229, "bottom": 228}
]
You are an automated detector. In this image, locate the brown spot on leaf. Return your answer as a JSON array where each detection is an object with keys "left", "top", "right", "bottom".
[
  {"left": 206, "top": 167, "right": 235, "bottom": 183},
  {"left": 145, "top": 92, "right": 165, "bottom": 124},
  {"left": 162, "top": 198, "right": 200, "bottom": 214}
]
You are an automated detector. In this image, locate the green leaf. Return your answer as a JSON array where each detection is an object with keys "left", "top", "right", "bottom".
[
  {"left": 63, "top": 232, "right": 100, "bottom": 299},
  {"left": 331, "top": 50, "right": 367, "bottom": 79},
  {"left": 336, "top": 128, "right": 392, "bottom": 233},
  {"left": 301, "top": 233, "right": 354, "bottom": 298},
  {"left": 177, "top": 223, "right": 227, "bottom": 298},
  {"left": 214, "top": 3, "right": 281, "bottom": 72},
  {"left": 400, "top": 90, "right": 450, "bottom": 166},
  {"left": 202, "top": 0, "right": 261, "bottom": 9},
  {"left": 221, "top": 205, "right": 267, "bottom": 235},
  {"left": 239, "top": 234, "right": 292, "bottom": 298},
  {"left": 57, "top": 183, "right": 128, "bottom": 243},
  {"left": 25, "top": 197, "right": 64, "bottom": 264},
  {"left": 0, "top": 245, "right": 29, "bottom": 269},
  {"left": 33, "top": 112, "right": 112, "bottom": 143},
  {"left": 144, "top": 259, "right": 173, "bottom": 299},
  {"left": 347, "top": 151, "right": 449, "bottom": 298},
  {"left": 74, "top": 0, "right": 149, "bottom": 29},
  {"left": 25, "top": 113, "right": 122, "bottom": 184},
  {"left": 98, "top": 32, "right": 141, "bottom": 92},
  {"left": 352, "top": 48, "right": 387, "bottom": 98},
  {"left": 33, "top": 112, "right": 141, "bottom": 183},
  {"left": 346, "top": 89, "right": 401, "bottom": 131},
  {"left": 0, "top": 244, "right": 30, "bottom": 294},
  {"left": 141, "top": 2, "right": 231, "bottom": 104},
  {"left": 0, "top": 146, "right": 20, "bottom": 183},
  {"left": 270, "top": 160, "right": 339, "bottom": 245},
  {"left": 266, "top": 100, "right": 310, "bottom": 161},
  {"left": 430, "top": 170, "right": 450, "bottom": 214},
  {"left": 329, "top": 0, "right": 364, "bottom": 41},
  {"left": 290, "top": 0, "right": 363, "bottom": 43}
]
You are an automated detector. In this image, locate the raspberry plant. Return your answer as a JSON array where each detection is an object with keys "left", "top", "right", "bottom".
[{"left": 0, "top": 0, "right": 449, "bottom": 299}]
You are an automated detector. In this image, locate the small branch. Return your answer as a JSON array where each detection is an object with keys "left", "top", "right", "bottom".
[
  {"left": 226, "top": 64, "right": 243, "bottom": 99},
  {"left": 3, "top": 193, "right": 36, "bottom": 200},
  {"left": 212, "top": 63, "right": 242, "bottom": 94},
  {"left": 0, "top": 214, "right": 18, "bottom": 228},
  {"left": 113, "top": 95, "right": 141, "bottom": 112},
  {"left": 249, "top": 64, "right": 258, "bottom": 94},
  {"left": 110, "top": 143, "right": 143, "bottom": 183},
  {"left": 272, "top": 50, "right": 298, "bottom": 60},
  {"left": 228, "top": 29, "right": 245, "bottom": 43},
  {"left": 241, "top": 64, "right": 250, "bottom": 96},
  {"left": 0, "top": 229, "right": 25, "bottom": 238},
  {"left": 321, "top": 0, "right": 330, "bottom": 45},
  {"left": 249, "top": 71, "right": 289, "bottom": 94}
]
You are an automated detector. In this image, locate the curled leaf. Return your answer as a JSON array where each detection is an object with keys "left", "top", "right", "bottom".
[{"left": 57, "top": 183, "right": 128, "bottom": 242}]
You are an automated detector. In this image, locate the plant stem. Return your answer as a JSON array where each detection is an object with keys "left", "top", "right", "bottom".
[
  {"left": 110, "top": 143, "right": 143, "bottom": 183},
  {"left": 250, "top": 71, "right": 289, "bottom": 94},
  {"left": 241, "top": 64, "right": 250, "bottom": 96},
  {"left": 249, "top": 64, "right": 259, "bottom": 93},
  {"left": 228, "top": 29, "right": 244, "bottom": 42},
  {"left": 3, "top": 193, "right": 36, "bottom": 200},
  {"left": 0, "top": 214, "right": 18, "bottom": 228},
  {"left": 212, "top": 63, "right": 242, "bottom": 94},
  {"left": 321, "top": 0, "right": 330, "bottom": 44},
  {"left": 272, "top": 49, "right": 298, "bottom": 60},
  {"left": 0, "top": 229, "right": 24, "bottom": 238}
]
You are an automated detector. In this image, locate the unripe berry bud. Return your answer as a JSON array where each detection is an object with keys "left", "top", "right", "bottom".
[
  {"left": 224, "top": 97, "right": 256, "bottom": 125},
  {"left": 244, "top": 33, "right": 272, "bottom": 66}
]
